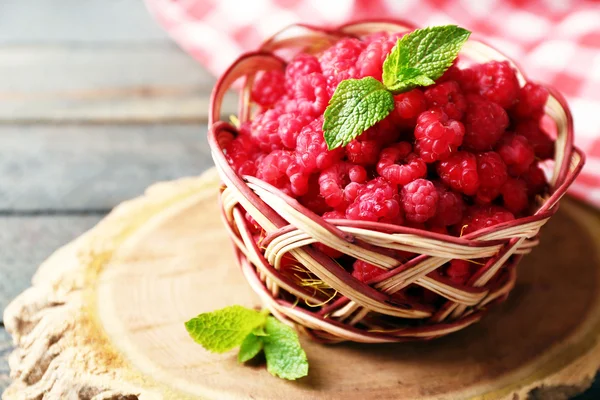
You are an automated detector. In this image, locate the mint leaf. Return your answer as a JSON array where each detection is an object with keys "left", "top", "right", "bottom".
[
  {"left": 383, "top": 25, "right": 470, "bottom": 93},
  {"left": 263, "top": 316, "right": 308, "bottom": 380},
  {"left": 238, "top": 333, "right": 264, "bottom": 363},
  {"left": 323, "top": 77, "right": 394, "bottom": 150},
  {"left": 185, "top": 305, "right": 267, "bottom": 353}
]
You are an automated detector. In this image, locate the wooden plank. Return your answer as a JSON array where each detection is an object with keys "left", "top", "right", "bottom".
[
  {"left": 1, "top": 327, "right": 12, "bottom": 392},
  {"left": 0, "top": 125, "right": 216, "bottom": 211},
  {"left": 0, "top": 46, "right": 237, "bottom": 123},
  {"left": 0, "top": 0, "right": 168, "bottom": 44},
  {"left": 0, "top": 216, "right": 102, "bottom": 319}
]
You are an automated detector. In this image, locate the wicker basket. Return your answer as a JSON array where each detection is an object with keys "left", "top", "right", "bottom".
[{"left": 208, "top": 20, "right": 585, "bottom": 344}]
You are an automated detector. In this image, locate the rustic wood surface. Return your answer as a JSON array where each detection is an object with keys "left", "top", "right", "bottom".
[
  {"left": 0, "top": 0, "right": 598, "bottom": 398},
  {"left": 3, "top": 170, "right": 600, "bottom": 399}
]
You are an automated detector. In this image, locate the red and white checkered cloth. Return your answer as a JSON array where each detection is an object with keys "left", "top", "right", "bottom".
[{"left": 145, "top": 0, "right": 600, "bottom": 206}]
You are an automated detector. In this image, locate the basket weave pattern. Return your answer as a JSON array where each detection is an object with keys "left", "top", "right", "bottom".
[{"left": 208, "top": 20, "right": 585, "bottom": 343}]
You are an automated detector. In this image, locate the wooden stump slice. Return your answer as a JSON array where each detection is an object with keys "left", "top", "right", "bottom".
[{"left": 3, "top": 168, "right": 600, "bottom": 400}]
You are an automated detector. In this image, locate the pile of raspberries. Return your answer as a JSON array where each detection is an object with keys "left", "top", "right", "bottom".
[{"left": 223, "top": 31, "right": 554, "bottom": 288}]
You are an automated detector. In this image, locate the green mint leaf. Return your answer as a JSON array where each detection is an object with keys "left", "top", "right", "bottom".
[
  {"left": 238, "top": 333, "right": 264, "bottom": 363},
  {"left": 323, "top": 77, "right": 394, "bottom": 150},
  {"left": 263, "top": 316, "right": 308, "bottom": 380},
  {"left": 382, "top": 25, "right": 471, "bottom": 93},
  {"left": 185, "top": 305, "right": 267, "bottom": 353}
]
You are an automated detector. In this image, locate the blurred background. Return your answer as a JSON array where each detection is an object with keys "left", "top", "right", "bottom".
[{"left": 0, "top": 0, "right": 598, "bottom": 396}]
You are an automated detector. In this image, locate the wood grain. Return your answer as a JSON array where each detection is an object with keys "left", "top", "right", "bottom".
[
  {"left": 0, "top": 0, "right": 168, "bottom": 44},
  {"left": 0, "top": 216, "right": 102, "bottom": 317},
  {"left": 4, "top": 171, "right": 599, "bottom": 399},
  {"left": 0, "top": 125, "right": 213, "bottom": 211},
  {"left": 0, "top": 46, "right": 236, "bottom": 123}
]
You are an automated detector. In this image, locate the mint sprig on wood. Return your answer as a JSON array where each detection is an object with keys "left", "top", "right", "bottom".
[
  {"left": 185, "top": 306, "right": 309, "bottom": 380},
  {"left": 323, "top": 25, "right": 471, "bottom": 150}
]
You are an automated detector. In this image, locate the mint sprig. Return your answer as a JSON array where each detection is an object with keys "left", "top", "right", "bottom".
[
  {"left": 323, "top": 25, "right": 471, "bottom": 150},
  {"left": 185, "top": 306, "right": 309, "bottom": 380}
]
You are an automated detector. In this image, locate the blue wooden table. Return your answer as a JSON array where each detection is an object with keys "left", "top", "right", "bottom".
[{"left": 0, "top": 1, "right": 597, "bottom": 398}]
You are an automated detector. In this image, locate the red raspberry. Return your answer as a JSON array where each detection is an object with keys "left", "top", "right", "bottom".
[
  {"left": 414, "top": 109, "right": 464, "bottom": 163},
  {"left": 463, "top": 95, "right": 509, "bottom": 151},
  {"left": 322, "top": 210, "right": 345, "bottom": 219},
  {"left": 461, "top": 205, "right": 515, "bottom": 235},
  {"left": 501, "top": 178, "right": 529, "bottom": 214},
  {"left": 295, "top": 117, "right": 344, "bottom": 173},
  {"left": 522, "top": 163, "right": 547, "bottom": 195},
  {"left": 475, "top": 151, "right": 507, "bottom": 204},
  {"left": 515, "top": 119, "right": 555, "bottom": 160},
  {"left": 251, "top": 109, "right": 284, "bottom": 152},
  {"left": 251, "top": 69, "right": 286, "bottom": 107},
  {"left": 376, "top": 142, "right": 427, "bottom": 185},
  {"left": 424, "top": 81, "right": 467, "bottom": 120},
  {"left": 223, "top": 131, "right": 259, "bottom": 176},
  {"left": 286, "top": 162, "right": 310, "bottom": 196},
  {"left": 285, "top": 54, "right": 322, "bottom": 89},
  {"left": 437, "top": 151, "right": 480, "bottom": 195},
  {"left": 278, "top": 112, "right": 311, "bottom": 149},
  {"left": 497, "top": 133, "right": 535, "bottom": 176},
  {"left": 318, "top": 162, "right": 367, "bottom": 208},
  {"left": 357, "top": 35, "right": 396, "bottom": 80},
  {"left": 320, "top": 38, "right": 365, "bottom": 89},
  {"left": 392, "top": 89, "right": 427, "bottom": 126},
  {"left": 299, "top": 176, "right": 331, "bottom": 215},
  {"left": 445, "top": 259, "right": 474, "bottom": 285},
  {"left": 292, "top": 72, "right": 330, "bottom": 117},
  {"left": 401, "top": 179, "right": 439, "bottom": 223},
  {"left": 512, "top": 82, "right": 549, "bottom": 119},
  {"left": 346, "top": 139, "right": 381, "bottom": 166},
  {"left": 449, "top": 66, "right": 480, "bottom": 93},
  {"left": 346, "top": 178, "right": 403, "bottom": 224},
  {"left": 256, "top": 149, "right": 294, "bottom": 190},
  {"left": 430, "top": 183, "right": 465, "bottom": 227},
  {"left": 474, "top": 61, "right": 520, "bottom": 109},
  {"left": 352, "top": 259, "right": 386, "bottom": 283}
]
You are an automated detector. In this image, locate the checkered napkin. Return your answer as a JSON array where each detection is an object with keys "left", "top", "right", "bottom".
[{"left": 145, "top": 0, "right": 600, "bottom": 206}]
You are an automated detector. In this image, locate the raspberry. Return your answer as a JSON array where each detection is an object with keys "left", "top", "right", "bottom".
[
  {"left": 251, "top": 108, "right": 284, "bottom": 152},
  {"left": 320, "top": 38, "right": 365, "bottom": 89},
  {"left": 522, "top": 163, "right": 547, "bottom": 195},
  {"left": 437, "top": 151, "right": 480, "bottom": 195},
  {"left": 322, "top": 210, "right": 345, "bottom": 219},
  {"left": 430, "top": 183, "right": 464, "bottom": 227},
  {"left": 401, "top": 179, "right": 438, "bottom": 223},
  {"left": 512, "top": 82, "right": 549, "bottom": 119},
  {"left": 424, "top": 81, "right": 467, "bottom": 120},
  {"left": 461, "top": 205, "right": 515, "bottom": 235},
  {"left": 318, "top": 162, "right": 367, "bottom": 208},
  {"left": 223, "top": 131, "right": 259, "bottom": 176},
  {"left": 285, "top": 54, "right": 322, "bottom": 89},
  {"left": 346, "top": 178, "right": 403, "bottom": 224},
  {"left": 299, "top": 176, "right": 331, "bottom": 215},
  {"left": 451, "top": 66, "right": 480, "bottom": 93},
  {"left": 278, "top": 112, "right": 311, "bottom": 149},
  {"left": 474, "top": 61, "right": 520, "bottom": 108},
  {"left": 463, "top": 95, "right": 509, "bottom": 151},
  {"left": 256, "top": 149, "right": 294, "bottom": 189},
  {"left": 352, "top": 259, "right": 386, "bottom": 283},
  {"left": 251, "top": 69, "right": 286, "bottom": 107},
  {"left": 445, "top": 259, "right": 474, "bottom": 285},
  {"left": 295, "top": 117, "right": 344, "bottom": 173},
  {"left": 357, "top": 35, "right": 396, "bottom": 80},
  {"left": 292, "top": 72, "right": 329, "bottom": 117},
  {"left": 361, "top": 117, "right": 403, "bottom": 146},
  {"left": 501, "top": 178, "right": 529, "bottom": 214},
  {"left": 475, "top": 151, "right": 508, "bottom": 204},
  {"left": 376, "top": 142, "right": 427, "bottom": 185},
  {"left": 392, "top": 89, "right": 427, "bottom": 126},
  {"left": 497, "top": 133, "right": 535, "bottom": 176},
  {"left": 414, "top": 109, "right": 464, "bottom": 163},
  {"left": 345, "top": 139, "right": 381, "bottom": 166},
  {"left": 515, "top": 119, "right": 555, "bottom": 160}
]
